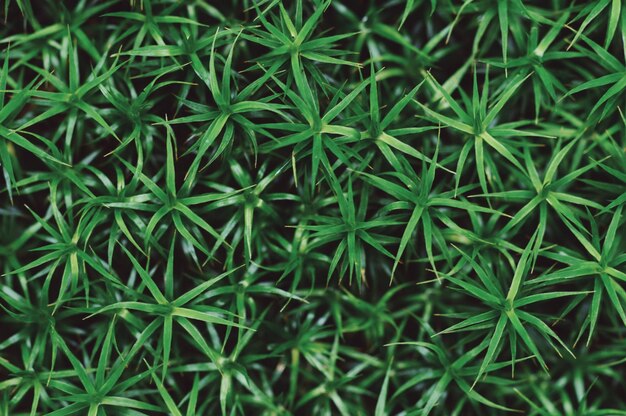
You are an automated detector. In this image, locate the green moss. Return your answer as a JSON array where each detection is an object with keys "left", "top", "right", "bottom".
[{"left": 0, "top": 0, "right": 625, "bottom": 415}]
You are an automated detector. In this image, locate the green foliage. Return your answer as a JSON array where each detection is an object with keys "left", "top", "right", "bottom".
[{"left": 1, "top": 0, "right": 625, "bottom": 414}]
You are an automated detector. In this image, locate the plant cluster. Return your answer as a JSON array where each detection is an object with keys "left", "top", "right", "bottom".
[{"left": 1, "top": 0, "right": 625, "bottom": 415}]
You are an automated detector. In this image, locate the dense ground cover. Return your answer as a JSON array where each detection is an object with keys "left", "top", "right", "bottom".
[{"left": 1, "top": 0, "right": 625, "bottom": 414}]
